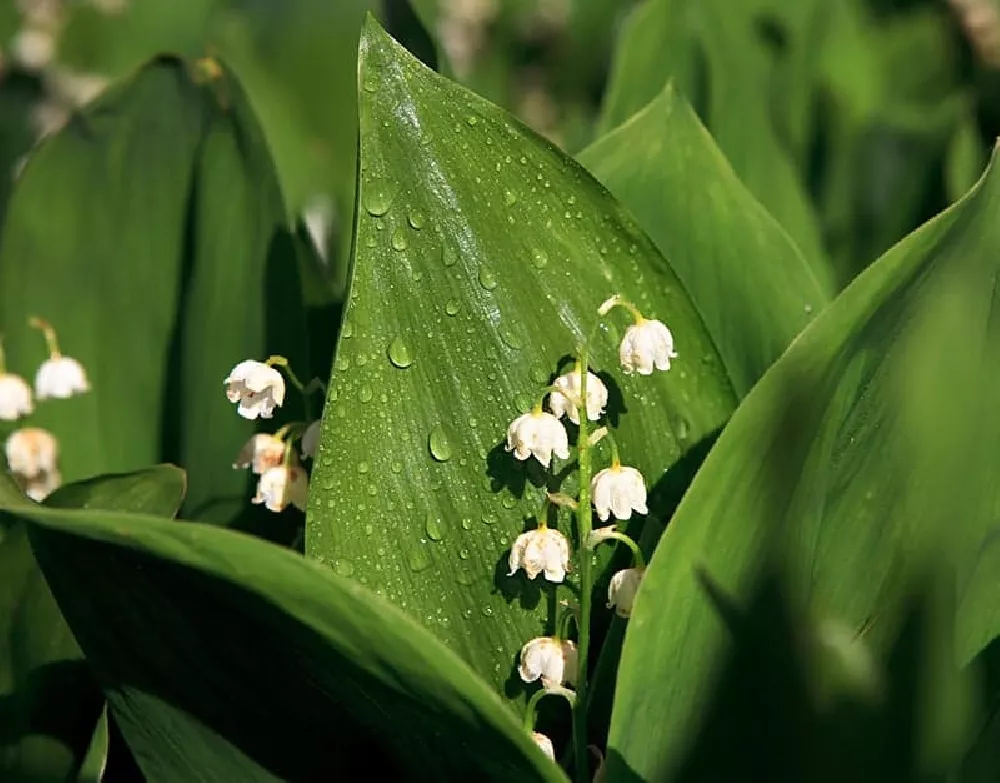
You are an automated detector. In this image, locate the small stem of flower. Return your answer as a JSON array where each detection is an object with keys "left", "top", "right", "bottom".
[
  {"left": 586, "top": 529, "right": 645, "bottom": 569},
  {"left": 573, "top": 345, "right": 593, "bottom": 783},
  {"left": 557, "top": 602, "right": 579, "bottom": 639},
  {"left": 605, "top": 430, "right": 621, "bottom": 467},
  {"left": 523, "top": 686, "right": 577, "bottom": 732},
  {"left": 0, "top": 335, "right": 6, "bottom": 374},
  {"left": 266, "top": 355, "right": 314, "bottom": 420},
  {"left": 598, "top": 295, "right": 644, "bottom": 324},
  {"left": 28, "top": 317, "right": 61, "bottom": 357}
]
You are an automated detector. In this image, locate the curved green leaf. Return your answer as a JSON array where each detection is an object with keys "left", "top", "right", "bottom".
[
  {"left": 1, "top": 467, "right": 187, "bottom": 783},
  {"left": 15, "top": 505, "right": 564, "bottom": 782},
  {"left": 306, "top": 17, "right": 736, "bottom": 703},
  {"left": 0, "top": 56, "right": 305, "bottom": 524},
  {"left": 579, "top": 84, "right": 831, "bottom": 396},
  {"left": 607, "top": 149, "right": 1000, "bottom": 781}
]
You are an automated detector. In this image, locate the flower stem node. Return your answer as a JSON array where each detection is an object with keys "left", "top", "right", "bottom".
[
  {"left": 252, "top": 464, "right": 309, "bottom": 513},
  {"left": 300, "top": 419, "right": 321, "bottom": 461},
  {"left": 620, "top": 318, "right": 677, "bottom": 375},
  {"left": 532, "top": 732, "right": 556, "bottom": 762},
  {"left": 505, "top": 409, "right": 569, "bottom": 468},
  {"left": 608, "top": 567, "right": 645, "bottom": 618},
  {"left": 233, "top": 433, "right": 286, "bottom": 474},
  {"left": 519, "top": 636, "right": 578, "bottom": 689},
  {"left": 509, "top": 527, "right": 570, "bottom": 583},
  {"left": 224, "top": 360, "right": 285, "bottom": 420},
  {"left": 5, "top": 428, "right": 61, "bottom": 502},
  {"left": 0, "top": 374, "right": 33, "bottom": 421},
  {"left": 35, "top": 356, "right": 90, "bottom": 400},
  {"left": 591, "top": 464, "right": 648, "bottom": 521},
  {"left": 548, "top": 367, "right": 608, "bottom": 424}
]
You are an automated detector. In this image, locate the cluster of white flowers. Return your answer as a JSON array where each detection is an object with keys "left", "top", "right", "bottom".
[
  {"left": 1, "top": 318, "right": 90, "bottom": 501},
  {"left": 507, "top": 295, "right": 671, "bottom": 761},
  {"left": 224, "top": 358, "right": 322, "bottom": 514}
]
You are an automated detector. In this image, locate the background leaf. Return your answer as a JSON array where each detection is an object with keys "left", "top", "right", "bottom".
[
  {"left": 579, "top": 83, "right": 832, "bottom": 396},
  {"left": 15, "top": 504, "right": 565, "bottom": 783},
  {"left": 306, "top": 17, "right": 737, "bottom": 705},
  {"left": 606, "top": 147, "right": 1000, "bottom": 781}
]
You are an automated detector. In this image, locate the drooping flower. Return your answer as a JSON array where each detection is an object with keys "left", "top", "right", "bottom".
[
  {"left": 19, "top": 469, "right": 62, "bottom": 502},
  {"left": 224, "top": 360, "right": 285, "bottom": 420},
  {"left": 547, "top": 367, "right": 608, "bottom": 425},
  {"left": 0, "top": 373, "right": 33, "bottom": 421},
  {"left": 35, "top": 356, "right": 90, "bottom": 400},
  {"left": 5, "top": 427, "right": 58, "bottom": 479},
  {"left": 509, "top": 527, "right": 570, "bottom": 583},
  {"left": 608, "top": 567, "right": 644, "bottom": 618},
  {"left": 532, "top": 732, "right": 556, "bottom": 762},
  {"left": 252, "top": 464, "right": 309, "bottom": 513},
  {"left": 300, "top": 419, "right": 321, "bottom": 460},
  {"left": 519, "top": 636, "right": 578, "bottom": 689},
  {"left": 591, "top": 464, "right": 648, "bottom": 521},
  {"left": 233, "top": 433, "right": 286, "bottom": 474},
  {"left": 28, "top": 318, "right": 90, "bottom": 400},
  {"left": 506, "top": 409, "right": 569, "bottom": 468},
  {"left": 619, "top": 318, "right": 677, "bottom": 375}
]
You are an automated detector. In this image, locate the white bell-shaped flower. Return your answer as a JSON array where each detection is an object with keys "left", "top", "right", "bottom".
[
  {"left": 0, "top": 373, "right": 33, "bottom": 421},
  {"left": 300, "top": 419, "right": 321, "bottom": 460},
  {"left": 233, "top": 433, "right": 286, "bottom": 474},
  {"left": 591, "top": 464, "right": 648, "bottom": 521},
  {"left": 11, "top": 27, "right": 55, "bottom": 71},
  {"left": 519, "top": 636, "right": 577, "bottom": 689},
  {"left": 608, "top": 567, "right": 644, "bottom": 618},
  {"left": 5, "top": 427, "right": 58, "bottom": 479},
  {"left": 35, "top": 356, "right": 90, "bottom": 400},
  {"left": 619, "top": 318, "right": 677, "bottom": 375},
  {"left": 532, "top": 732, "right": 556, "bottom": 761},
  {"left": 252, "top": 464, "right": 309, "bottom": 513},
  {"left": 506, "top": 409, "right": 569, "bottom": 468},
  {"left": 20, "top": 469, "right": 62, "bottom": 502},
  {"left": 509, "top": 527, "right": 570, "bottom": 583},
  {"left": 547, "top": 368, "right": 607, "bottom": 425},
  {"left": 224, "top": 360, "right": 285, "bottom": 420}
]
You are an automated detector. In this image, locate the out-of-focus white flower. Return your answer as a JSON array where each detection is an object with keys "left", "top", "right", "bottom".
[
  {"left": 224, "top": 360, "right": 285, "bottom": 420},
  {"left": 302, "top": 193, "right": 333, "bottom": 263},
  {"left": 532, "top": 731, "right": 555, "bottom": 761},
  {"left": 233, "top": 433, "right": 286, "bottom": 474},
  {"left": 0, "top": 373, "right": 33, "bottom": 420},
  {"left": 506, "top": 409, "right": 569, "bottom": 468},
  {"left": 607, "top": 567, "right": 644, "bottom": 618},
  {"left": 547, "top": 367, "right": 607, "bottom": 425},
  {"left": 252, "top": 465, "right": 308, "bottom": 513},
  {"left": 11, "top": 27, "right": 55, "bottom": 71},
  {"left": 619, "top": 318, "right": 677, "bottom": 375},
  {"left": 519, "top": 636, "right": 577, "bottom": 689},
  {"left": 509, "top": 527, "right": 570, "bottom": 582},
  {"left": 591, "top": 464, "right": 648, "bottom": 521},
  {"left": 20, "top": 468, "right": 61, "bottom": 502},
  {"left": 35, "top": 356, "right": 90, "bottom": 399},
  {"left": 300, "top": 420, "right": 321, "bottom": 460},
  {"left": 5, "top": 427, "right": 58, "bottom": 479}
]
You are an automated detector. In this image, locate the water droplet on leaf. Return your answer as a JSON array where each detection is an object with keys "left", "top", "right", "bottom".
[
  {"left": 478, "top": 265, "right": 497, "bottom": 291},
  {"left": 388, "top": 336, "right": 414, "bottom": 368},
  {"left": 428, "top": 425, "right": 453, "bottom": 462}
]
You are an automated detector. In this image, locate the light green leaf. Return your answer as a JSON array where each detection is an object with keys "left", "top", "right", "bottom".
[
  {"left": 0, "top": 467, "right": 187, "bottom": 783},
  {"left": 306, "top": 17, "right": 736, "bottom": 704},
  {"left": 606, "top": 149, "right": 1000, "bottom": 781},
  {"left": 15, "top": 505, "right": 565, "bottom": 782},
  {"left": 579, "top": 84, "right": 831, "bottom": 396}
]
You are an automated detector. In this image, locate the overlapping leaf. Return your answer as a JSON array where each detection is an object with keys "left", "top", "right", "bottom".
[{"left": 307, "top": 18, "right": 736, "bottom": 701}]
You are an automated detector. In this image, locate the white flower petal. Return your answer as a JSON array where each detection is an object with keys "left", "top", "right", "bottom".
[
  {"left": 224, "top": 360, "right": 285, "bottom": 420},
  {"left": 608, "top": 568, "right": 644, "bottom": 618},
  {"left": 591, "top": 465, "right": 648, "bottom": 522},
  {"left": 547, "top": 368, "right": 607, "bottom": 424},
  {"left": 252, "top": 465, "right": 308, "bottom": 513},
  {"left": 518, "top": 637, "right": 577, "bottom": 689},
  {"left": 532, "top": 732, "right": 555, "bottom": 761},
  {"left": 5, "top": 427, "right": 58, "bottom": 479},
  {"left": 506, "top": 410, "right": 569, "bottom": 468},
  {"left": 619, "top": 318, "right": 677, "bottom": 375},
  {"left": 300, "top": 420, "right": 321, "bottom": 460},
  {"left": 34, "top": 356, "right": 89, "bottom": 400},
  {"left": 0, "top": 374, "right": 33, "bottom": 421},
  {"left": 508, "top": 528, "right": 570, "bottom": 583}
]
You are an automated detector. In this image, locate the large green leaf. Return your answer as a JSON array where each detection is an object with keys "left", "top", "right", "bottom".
[
  {"left": 598, "top": 0, "right": 827, "bottom": 265},
  {"left": 307, "top": 17, "right": 736, "bottom": 703},
  {"left": 13, "top": 505, "right": 564, "bottom": 782},
  {"left": 578, "top": 84, "right": 831, "bottom": 396},
  {"left": 0, "top": 466, "right": 186, "bottom": 782},
  {"left": 606, "top": 149, "right": 1000, "bottom": 781},
  {"left": 0, "top": 56, "right": 306, "bottom": 523}
]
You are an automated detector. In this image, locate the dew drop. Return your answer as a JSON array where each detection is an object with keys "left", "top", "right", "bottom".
[
  {"left": 334, "top": 559, "right": 355, "bottom": 577},
  {"left": 804, "top": 303, "right": 814, "bottom": 315},
  {"left": 459, "top": 548, "right": 470, "bottom": 560},
  {"left": 425, "top": 514, "right": 446, "bottom": 541},
  {"left": 478, "top": 265, "right": 497, "bottom": 291},
  {"left": 364, "top": 185, "right": 393, "bottom": 216},
  {"left": 335, "top": 356, "right": 350, "bottom": 372},
  {"left": 531, "top": 248, "right": 548, "bottom": 269},
  {"left": 390, "top": 460, "right": 403, "bottom": 474},
  {"left": 481, "top": 513, "right": 498, "bottom": 525},
  {"left": 456, "top": 571, "right": 474, "bottom": 586},
  {"left": 499, "top": 326, "right": 524, "bottom": 350},
  {"left": 342, "top": 320, "right": 355, "bottom": 338},
  {"left": 359, "top": 386, "right": 373, "bottom": 403},
  {"left": 408, "top": 210, "right": 426, "bottom": 230},
  {"left": 442, "top": 246, "right": 457, "bottom": 267},
  {"left": 481, "top": 606, "right": 494, "bottom": 617},
  {"left": 466, "top": 115, "right": 478, "bottom": 126},
  {"left": 445, "top": 298, "right": 462, "bottom": 316},
  {"left": 428, "top": 425, "right": 453, "bottom": 462},
  {"left": 391, "top": 227, "right": 408, "bottom": 251},
  {"left": 461, "top": 518, "right": 472, "bottom": 531},
  {"left": 408, "top": 547, "right": 432, "bottom": 572},
  {"left": 388, "top": 336, "right": 414, "bottom": 368},
  {"left": 501, "top": 495, "right": 517, "bottom": 510},
  {"left": 357, "top": 461, "right": 370, "bottom": 475},
  {"left": 362, "top": 74, "right": 377, "bottom": 93},
  {"left": 504, "top": 190, "right": 517, "bottom": 207}
]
